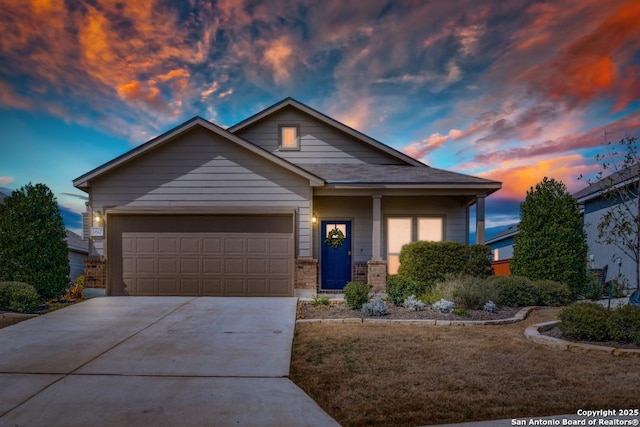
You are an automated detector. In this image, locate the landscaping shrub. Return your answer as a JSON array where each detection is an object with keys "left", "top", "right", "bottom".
[
  {"left": 452, "top": 308, "right": 471, "bottom": 317},
  {"left": 0, "top": 183, "right": 70, "bottom": 299},
  {"left": 0, "top": 281, "right": 41, "bottom": 313},
  {"left": 343, "top": 281, "right": 371, "bottom": 310},
  {"left": 582, "top": 273, "right": 605, "bottom": 300},
  {"left": 533, "top": 280, "right": 573, "bottom": 307},
  {"left": 558, "top": 303, "right": 610, "bottom": 341},
  {"left": 398, "top": 241, "right": 469, "bottom": 286},
  {"left": 435, "top": 274, "right": 499, "bottom": 310},
  {"left": 362, "top": 298, "right": 387, "bottom": 317},
  {"left": 465, "top": 244, "right": 494, "bottom": 278},
  {"left": 483, "top": 300, "right": 498, "bottom": 313},
  {"left": 510, "top": 177, "right": 587, "bottom": 297},
  {"left": 432, "top": 298, "right": 455, "bottom": 313},
  {"left": 311, "top": 295, "right": 330, "bottom": 307},
  {"left": 608, "top": 305, "right": 640, "bottom": 345},
  {"left": 403, "top": 295, "right": 425, "bottom": 311},
  {"left": 488, "top": 276, "right": 538, "bottom": 307},
  {"left": 385, "top": 275, "right": 428, "bottom": 305}
]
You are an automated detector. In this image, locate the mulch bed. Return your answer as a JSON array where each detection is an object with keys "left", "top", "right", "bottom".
[
  {"left": 297, "top": 301, "right": 521, "bottom": 321},
  {"left": 542, "top": 324, "right": 640, "bottom": 349}
]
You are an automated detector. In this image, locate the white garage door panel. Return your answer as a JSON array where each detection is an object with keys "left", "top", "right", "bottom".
[{"left": 122, "top": 232, "right": 293, "bottom": 296}]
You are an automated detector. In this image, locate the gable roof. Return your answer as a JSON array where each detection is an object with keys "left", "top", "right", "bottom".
[
  {"left": 572, "top": 163, "right": 640, "bottom": 203},
  {"left": 485, "top": 224, "right": 519, "bottom": 245},
  {"left": 66, "top": 229, "right": 88, "bottom": 253},
  {"left": 299, "top": 164, "right": 501, "bottom": 193},
  {"left": 228, "top": 97, "right": 424, "bottom": 167},
  {"left": 73, "top": 116, "right": 324, "bottom": 190}
]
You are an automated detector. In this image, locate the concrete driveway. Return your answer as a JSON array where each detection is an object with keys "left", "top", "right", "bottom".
[{"left": 0, "top": 297, "right": 339, "bottom": 427}]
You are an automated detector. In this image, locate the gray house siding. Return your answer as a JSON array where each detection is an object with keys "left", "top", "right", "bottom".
[
  {"left": 69, "top": 250, "right": 86, "bottom": 282},
  {"left": 584, "top": 203, "right": 636, "bottom": 289},
  {"left": 234, "top": 107, "right": 406, "bottom": 165},
  {"left": 383, "top": 196, "right": 468, "bottom": 244},
  {"left": 90, "top": 127, "right": 314, "bottom": 257},
  {"left": 313, "top": 195, "right": 468, "bottom": 264}
]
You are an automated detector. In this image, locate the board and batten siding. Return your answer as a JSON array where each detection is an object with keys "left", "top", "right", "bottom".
[
  {"left": 90, "top": 127, "right": 314, "bottom": 257},
  {"left": 235, "top": 106, "right": 406, "bottom": 165}
]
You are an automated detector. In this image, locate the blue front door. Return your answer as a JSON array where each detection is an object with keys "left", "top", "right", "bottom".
[{"left": 321, "top": 221, "right": 352, "bottom": 289}]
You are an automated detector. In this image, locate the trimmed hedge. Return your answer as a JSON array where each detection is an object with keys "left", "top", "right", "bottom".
[
  {"left": 608, "top": 305, "right": 640, "bottom": 345},
  {"left": 558, "top": 303, "right": 610, "bottom": 342},
  {"left": 385, "top": 275, "right": 428, "bottom": 305},
  {"left": 533, "top": 280, "right": 573, "bottom": 307},
  {"left": 0, "top": 281, "right": 41, "bottom": 313},
  {"left": 486, "top": 276, "right": 538, "bottom": 307},
  {"left": 397, "top": 241, "right": 493, "bottom": 286}
]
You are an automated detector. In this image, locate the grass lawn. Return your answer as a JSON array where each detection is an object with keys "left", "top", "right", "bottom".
[{"left": 290, "top": 309, "right": 639, "bottom": 427}]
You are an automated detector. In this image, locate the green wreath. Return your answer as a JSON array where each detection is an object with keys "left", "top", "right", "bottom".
[{"left": 324, "top": 227, "right": 345, "bottom": 248}]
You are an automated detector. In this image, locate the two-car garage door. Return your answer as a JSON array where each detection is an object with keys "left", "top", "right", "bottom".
[{"left": 108, "top": 214, "right": 294, "bottom": 296}]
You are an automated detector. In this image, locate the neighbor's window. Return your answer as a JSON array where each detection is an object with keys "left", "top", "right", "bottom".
[
  {"left": 280, "top": 125, "right": 299, "bottom": 150},
  {"left": 387, "top": 216, "right": 443, "bottom": 274}
]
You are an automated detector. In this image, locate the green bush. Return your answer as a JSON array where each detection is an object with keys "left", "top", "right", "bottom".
[
  {"left": 0, "top": 281, "right": 41, "bottom": 313},
  {"left": 434, "top": 274, "right": 498, "bottom": 310},
  {"left": 558, "top": 303, "right": 610, "bottom": 341},
  {"left": 533, "top": 280, "right": 573, "bottom": 307},
  {"left": 311, "top": 295, "right": 330, "bottom": 307},
  {"left": 488, "top": 276, "right": 538, "bottom": 307},
  {"left": 510, "top": 178, "right": 587, "bottom": 297},
  {"left": 397, "top": 242, "right": 494, "bottom": 287},
  {"left": 0, "top": 183, "right": 70, "bottom": 299},
  {"left": 343, "top": 281, "right": 372, "bottom": 310},
  {"left": 608, "top": 305, "right": 640, "bottom": 345},
  {"left": 466, "top": 244, "right": 494, "bottom": 278},
  {"left": 385, "top": 275, "right": 428, "bottom": 305}
]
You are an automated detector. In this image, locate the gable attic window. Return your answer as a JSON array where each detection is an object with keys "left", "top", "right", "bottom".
[{"left": 279, "top": 125, "right": 300, "bottom": 150}]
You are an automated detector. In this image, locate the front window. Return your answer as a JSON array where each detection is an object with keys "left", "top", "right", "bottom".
[
  {"left": 280, "top": 125, "right": 299, "bottom": 150},
  {"left": 386, "top": 216, "right": 444, "bottom": 274}
]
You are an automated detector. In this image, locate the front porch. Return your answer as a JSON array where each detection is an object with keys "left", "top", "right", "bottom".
[{"left": 293, "top": 193, "right": 489, "bottom": 296}]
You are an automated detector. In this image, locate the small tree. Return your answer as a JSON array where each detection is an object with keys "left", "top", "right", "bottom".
[
  {"left": 581, "top": 136, "right": 640, "bottom": 291},
  {"left": 511, "top": 177, "right": 587, "bottom": 296},
  {"left": 0, "top": 183, "right": 69, "bottom": 299}
]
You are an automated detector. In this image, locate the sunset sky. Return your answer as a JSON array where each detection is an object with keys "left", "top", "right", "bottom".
[{"left": 1, "top": 0, "right": 639, "bottom": 237}]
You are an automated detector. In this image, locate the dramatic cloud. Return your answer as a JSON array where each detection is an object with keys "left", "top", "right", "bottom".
[
  {"left": 0, "top": 176, "right": 14, "bottom": 186},
  {"left": 1, "top": 0, "right": 639, "bottom": 229}
]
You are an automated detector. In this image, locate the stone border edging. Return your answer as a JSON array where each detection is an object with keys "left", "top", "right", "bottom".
[
  {"left": 525, "top": 320, "right": 640, "bottom": 357},
  {"left": 296, "top": 306, "right": 535, "bottom": 326},
  {"left": 1, "top": 312, "right": 39, "bottom": 321}
]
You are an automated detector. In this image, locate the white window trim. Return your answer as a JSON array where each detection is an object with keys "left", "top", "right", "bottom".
[{"left": 279, "top": 124, "right": 300, "bottom": 151}]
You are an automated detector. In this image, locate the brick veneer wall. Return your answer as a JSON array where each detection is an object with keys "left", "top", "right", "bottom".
[
  {"left": 83, "top": 258, "right": 106, "bottom": 288},
  {"left": 367, "top": 260, "right": 387, "bottom": 293},
  {"left": 295, "top": 258, "right": 318, "bottom": 291}
]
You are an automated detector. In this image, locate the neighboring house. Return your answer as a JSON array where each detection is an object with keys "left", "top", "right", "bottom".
[
  {"left": 73, "top": 97, "right": 501, "bottom": 297},
  {"left": 486, "top": 224, "right": 518, "bottom": 261},
  {"left": 573, "top": 165, "right": 639, "bottom": 290},
  {"left": 66, "top": 229, "right": 89, "bottom": 282}
]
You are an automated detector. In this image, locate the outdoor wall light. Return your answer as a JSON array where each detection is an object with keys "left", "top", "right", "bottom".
[
  {"left": 312, "top": 213, "right": 318, "bottom": 224},
  {"left": 93, "top": 210, "right": 103, "bottom": 226}
]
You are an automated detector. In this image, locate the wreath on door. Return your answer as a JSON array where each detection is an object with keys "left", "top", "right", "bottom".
[{"left": 324, "top": 227, "right": 345, "bottom": 248}]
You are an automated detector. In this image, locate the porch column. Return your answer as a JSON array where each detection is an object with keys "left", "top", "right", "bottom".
[
  {"left": 372, "top": 194, "right": 382, "bottom": 260},
  {"left": 476, "top": 194, "right": 486, "bottom": 244}
]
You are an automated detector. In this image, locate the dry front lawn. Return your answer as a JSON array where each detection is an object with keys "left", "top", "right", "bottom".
[{"left": 290, "top": 309, "right": 639, "bottom": 427}]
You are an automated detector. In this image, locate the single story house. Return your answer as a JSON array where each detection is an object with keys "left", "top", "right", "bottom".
[
  {"left": 573, "top": 165, "right": 639, "bottom": 291},
  {"left": 486, "top": 224, "right": 518, "bottom": 261},
  {"left": 73, "top": 98, "right": 501, "bottom": 297},
  {"left": 66, "top": 229, "right": 89, "bottom": 282}
]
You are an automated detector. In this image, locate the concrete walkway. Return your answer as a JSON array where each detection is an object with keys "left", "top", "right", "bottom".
[{"left": 0, "top": 297, "right": 339, "bottom": 427}]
